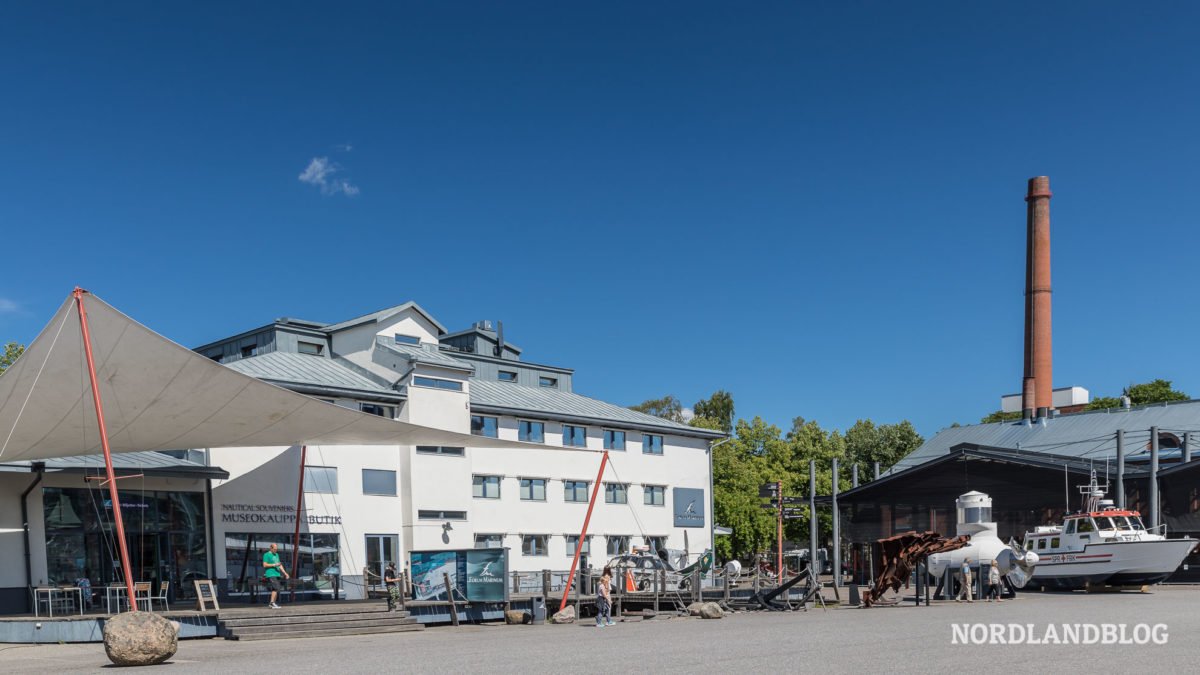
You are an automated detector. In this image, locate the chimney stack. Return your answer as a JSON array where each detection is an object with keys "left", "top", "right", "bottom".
[{"left": 1022, "top": 176, "right": 1053, "bottom": 419}]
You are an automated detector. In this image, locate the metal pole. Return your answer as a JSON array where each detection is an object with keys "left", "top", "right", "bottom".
[
  {"left": 808, "top": 460, "right": 817, "bottom": 580},
  {"left": 776, "top": 480, "right": 783, "bottom": 584},
  {"left": 873, "top": 462, "right": 880, "bottom": 481},
  {"left": 74, "top": 289, "right": 138, "bottom": 609},
  {"left": 1184, "top": 432, "right": 1192, "bottom": 464},
  {"left": 831, "top": 458, "right": 840, "bottom": 589},
  {"left": 559, "top": 451, "right": 609, "bottom": 612},
  {"left": 1116, "top": 430, "right": 1125, "bottom": 509},
  {"left": 852, "top": 464, "right": 859, "bottom": 488},
  {"left": 291, "top": 445, "right": 307, "bottom": 583},
  {"left": 1150, "top": 427, "right": 1160, "bottom": 531}
]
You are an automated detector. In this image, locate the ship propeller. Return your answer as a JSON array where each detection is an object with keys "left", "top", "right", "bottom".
[{"left": 999, "top": 540, "right": 1038, "bottom": 589}]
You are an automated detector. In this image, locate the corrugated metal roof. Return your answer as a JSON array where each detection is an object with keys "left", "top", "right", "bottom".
[
  {"left": 225, "top": 352, "right": 395, "bottom": 394},
  {"left": 468, "top": 379, "right": 724, "bottom": 438},
  {"left": 0, "top": 451, "right": 229, "bottom": 479},
  {"left": 376, "top": 337, "right": 475, "bottom": 372},
  {"left": 892, "top": 400, "right": 1200, "bottom": 473}
]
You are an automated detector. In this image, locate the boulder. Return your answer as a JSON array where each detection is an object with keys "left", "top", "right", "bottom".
[
  {"left": 504, "top": 610, "right": 531, "bottom": 625},
  {"left": 699, "top": 602, "right": 723, "bottom": 619},
  {"left": 103, "top": 612, "right": 179, "bottom": 666},
  {"left": 550, "top": 605, "right": 576, "bottom": 624},
  {"left": 687, "top": 602, "right": 704, "bottom": 616}
]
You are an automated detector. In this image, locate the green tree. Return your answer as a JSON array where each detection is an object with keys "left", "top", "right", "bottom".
[
  {"left": 693, "top": 390, "right": 735, "bottom": 433},
  {"left": 1085, "top": 379, "right": 1189, "bottom": 411},
  {"left": 980, "top": 410, "right": 1022, "bottom": 423},
  {"left": 0, "top": 342, "right": 24, "bottom": 375},
  {"left": 629, "top": 395, "right": 684, "bottom": 423},
  {"left": 843, "top": 419, "right": 924, "bottom": 474}
]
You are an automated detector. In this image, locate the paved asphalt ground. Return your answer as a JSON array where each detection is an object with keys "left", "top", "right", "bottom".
[{"left": 2, "top": 587, "right": 1196, "bottom": 674}]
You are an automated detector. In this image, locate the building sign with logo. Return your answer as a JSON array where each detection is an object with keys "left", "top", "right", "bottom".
[
  {"left": 673, "top": 488, "right": 705, "bottom": 528},
  {"left": 410, "top": 548, "right": 510, "bottom": 603},
  {"left": 218, "top": 503, "right": 342, "bottom": 525}
]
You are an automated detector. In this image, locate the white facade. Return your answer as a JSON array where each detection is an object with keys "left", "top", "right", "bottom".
[{"left": 204, "top": 303, "right": 718, "bottom": 597}]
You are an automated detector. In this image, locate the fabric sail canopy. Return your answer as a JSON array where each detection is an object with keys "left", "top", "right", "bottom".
[{"left": 0, "top": 291, "right": 558, "bottom": 462}]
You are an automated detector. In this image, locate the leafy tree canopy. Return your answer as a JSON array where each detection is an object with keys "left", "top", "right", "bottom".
[
  {"left": 629, "top": 395, "right": 684, "bottom": 423},
  {"left": 1, "top": 342, "right": 24, "bottom": 375},
  {"left": 1085, "top": 379, "right": 1189, "bottom": 411},
  {"left": 693, "top": 390, "right": 734, "bottom": 433}
]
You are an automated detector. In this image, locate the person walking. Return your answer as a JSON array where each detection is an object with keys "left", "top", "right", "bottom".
[
  {"left": 987, "top": 559, "right": 1003, "bottom": 602},
  {"left": 956, "top": 557, "right": 974, "bottom": 603},
  {"left": 384, "top": 562, "right": 401, "bottom": 612},
  {"left": 263, "top": 543, "right": 289, "bottom": 609},
  {"left": 595, "top": 566, "right": 614, "bottom": 627}
]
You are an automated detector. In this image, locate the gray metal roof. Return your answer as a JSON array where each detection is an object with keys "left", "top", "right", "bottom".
[
  {"left": 891, "top": 400, "right": 1200, "bottom": 474},
  {"left": 0, "top": 451, "right": 229, "bottom": 479},
  {"left": 322, "top": 301, "right": 447, "bottom": 334},
  {"left": 376, "top": 336, "right": 475, "bottom": 373},
  {"left": 225, "top": 352, "right": 396, "bottom": 395},
  {"left": 468, "top": 379, "right": 724, "bottom": 439}
]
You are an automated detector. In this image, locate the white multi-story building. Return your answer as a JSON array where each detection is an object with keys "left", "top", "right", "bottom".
[{"left": 196, "top": 301, "right": 723, "bottom": 596}]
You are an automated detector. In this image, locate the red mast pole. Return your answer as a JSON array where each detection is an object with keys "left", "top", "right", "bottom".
[
  {"left": 291, "top": 445, "right": 307, "bottom": 582},
  {"left": 559, "top": 450, "right": 608, "bottom": 613},
  {"left": 74, "top": 288, "right": 139, "bottom": 610}
]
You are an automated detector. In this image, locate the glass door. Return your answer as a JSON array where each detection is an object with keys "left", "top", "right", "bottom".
[{"left": 365, "top": 534, "right": 399, "bottom": 583}]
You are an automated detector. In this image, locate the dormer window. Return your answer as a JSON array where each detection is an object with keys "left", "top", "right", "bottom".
[
  {"left": 498, "top": 370, "right": 518, "bottom": 382},
  {"left": 394, "top": 334, "right": 421, "bottom": 346},
  {"left": 298, "top": 341, "right": 324, "bottom": 356},
  {"left": 539, "top": 376, "right": 558, "bottom": 388}
]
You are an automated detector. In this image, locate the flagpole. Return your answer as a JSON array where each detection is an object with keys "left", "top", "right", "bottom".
[{"left": 74, "top": 288, "right": 139, "bottom": 610}]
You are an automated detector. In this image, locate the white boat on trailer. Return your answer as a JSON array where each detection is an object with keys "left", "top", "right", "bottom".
[{"left": 1022, "top": 473, "right": 1197, "bottom": 591}]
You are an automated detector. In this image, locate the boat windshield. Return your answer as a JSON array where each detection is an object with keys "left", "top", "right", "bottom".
[
  {"left": 1129, "top": 516, "right": 1146, "bottom": 531},
  {"left": 1096, "top": 516, "right": 1120, "bottom": 530}
]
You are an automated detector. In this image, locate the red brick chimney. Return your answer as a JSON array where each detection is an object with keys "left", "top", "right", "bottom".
[{"left": 1022, "top": 176, "right": 1053, "bottom": 418}]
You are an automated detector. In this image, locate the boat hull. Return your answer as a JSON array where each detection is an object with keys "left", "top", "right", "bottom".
[{"left": 1030, "top": 538, "right": 1196, "bottom": 591}]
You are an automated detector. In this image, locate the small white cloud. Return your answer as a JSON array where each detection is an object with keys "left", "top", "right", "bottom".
[
  {"left": 298, "top": 156, "right": 359, "bottom": 196},
  {"left": 0, "top": 298, "right": 18, "bottom": 313},
  {"left": 680, "top": 407, "right": 695, "bottom": 422}
]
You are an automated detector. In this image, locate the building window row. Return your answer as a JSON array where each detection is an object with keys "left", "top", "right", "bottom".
[
  {"left": 472, "top": 476, "right": 661, "bottom": 505},
  {"left": 413, "top": 375, "right": 463, "bottom": 392},
  {"left": 486, "top": 534, "right": 665, "bottom": 557},
  {"left": 470, "top": 417, "right": 668, "bottom": 456}
]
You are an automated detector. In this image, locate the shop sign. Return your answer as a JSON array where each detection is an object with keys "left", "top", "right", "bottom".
[
  {"left": 673, "top": 488, "right": 706, "bottom": 528},
  {"left": 219, "top": 503, "right": 342, "bottom": 525}
]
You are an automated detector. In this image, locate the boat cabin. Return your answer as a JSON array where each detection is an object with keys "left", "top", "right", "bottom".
[{"left": 1023, "top": 507, "right": 1148, "bottom": 553}]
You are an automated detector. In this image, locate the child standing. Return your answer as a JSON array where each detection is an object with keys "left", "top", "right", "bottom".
[{"left": 596, "top": 566, "right": 614, "bottom": 627}]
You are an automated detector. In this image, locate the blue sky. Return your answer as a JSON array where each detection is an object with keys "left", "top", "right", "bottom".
[{"left": 2, "top": 2, "right": 1199, "bottom": 438}]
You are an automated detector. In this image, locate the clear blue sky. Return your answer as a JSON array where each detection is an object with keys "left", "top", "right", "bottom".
[{"left": 2, "top": 2, "right": 1199, "bottom": 438}]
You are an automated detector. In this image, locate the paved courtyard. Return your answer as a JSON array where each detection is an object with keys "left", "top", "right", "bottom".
[{"left": 2, "top": 587, "right": 1196, "bottom": 673}]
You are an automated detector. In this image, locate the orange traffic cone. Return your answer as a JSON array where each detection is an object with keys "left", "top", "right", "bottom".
[{"left": 625, "top": 570, "right": 636, "bottom": 592}]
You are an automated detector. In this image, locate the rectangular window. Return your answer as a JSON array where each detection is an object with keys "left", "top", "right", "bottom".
[
  {"left": 471, "top": 415, "right": 499, "bottom": 438},
  {"left": 564, "top": 480, "right": 589, "bottom": 503},
  {"left": 519, "top": 420, "right": 544, "bottom": 443},
  {"left": 240, "top": 344, "right": 257, "bottom": 358},
  {"left": 298, "top": 341, "right": 324, "bottom": 356},
  {"left": 304, "top": 466, "right": 338, "bottom": 494},
  {"left": 360, "top": 403, "right": 393, "bottom": 418},
  {"left": 418, "top": 510, "right": 466, "bottom": 520},
  {"left": 473, "top": 475, "right": 501, "bottom": 499},
  {"left": 362, "top": 469, "right": 397, "bottom": 496},
  {"left": 603, "top": 430, "right": 626, "bottom": 451},
  {"left": 498, "top": 370, "right": 518, "bottom": 382},
  {"left": 562, "top": 425, "right": 586, "bottom": 447},
  {"left": 644, "top": 485, "right": 665, "bottom": 506},
  {"left": 416, "top": 446, "right": 465, "bottom": 456},
  {"left": 645, "top": 536, "right": 666, "bottom": 553},
  {"left": 606, "top": 535, "right": 631, "bottom": 556},
  {"left": 365, "top": 534, "right": 399, "bottom": 581},
  {"left": 539, "top": 376, "right": 557, "bottom": 388},
  {"left": 522, "top": 534, "right": 548, "bottom": 556},
  {"left": 565, "top": 535, "right": 590, "bottom": 556},
  {"left": 604, "top": 483, "right": 628, "bottom": 504},
  {"left": 642, "top": 434, "right": 663, "bottom": 455},
  {"left": 520, "top": 478, "right": 547, "bottom": 501},
  {"left": 475, "top": 534, "right": 503, "bottom": 549},
  {"left": 394, "top": 334, "right": 421, "bottom": 345},
  {"left": 413, "top": 376, "right": 463, "bottom": 391}
]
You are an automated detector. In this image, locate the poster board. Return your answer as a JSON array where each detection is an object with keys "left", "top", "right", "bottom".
[
  {"left": 194, "top": 579, "right": 220, "bottom": 611},
  {"left": 410, "top": 548, "right": 509, "bottom": 602}
]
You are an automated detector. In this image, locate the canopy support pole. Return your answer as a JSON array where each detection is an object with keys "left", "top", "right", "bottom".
[
  {"left": 74, "top": 288, "right": 138, "bottom": 611},
  {"left": 559, "top": 450, "right": 608, "bottom": 613},
  {"left": 291, "top": 445, "right": 307, "bottom": 599}
]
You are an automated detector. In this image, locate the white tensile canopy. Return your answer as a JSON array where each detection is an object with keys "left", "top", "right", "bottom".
[{"left": 0, "top": 291, "right": 551, "bottom": 462}]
